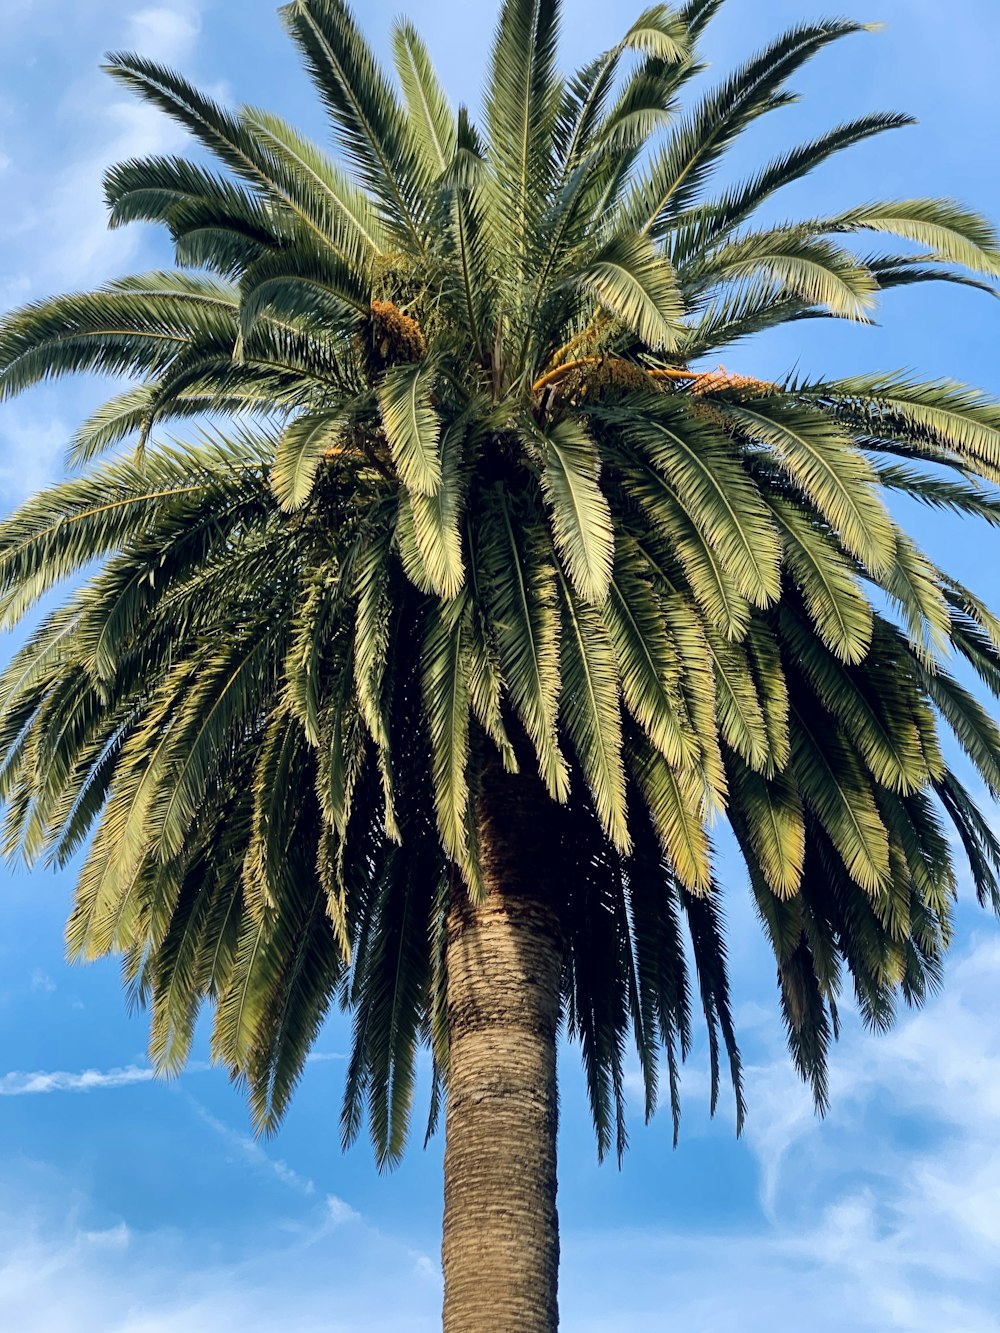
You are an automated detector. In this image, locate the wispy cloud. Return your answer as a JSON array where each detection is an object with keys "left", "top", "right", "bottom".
[
  {"left": 0, "top": 1131, "right": 439, "bottom": 1333},
  {"left": 2, "top": 2, "right": 205, "bottom": 297},
  {"left": 0, "top": 1201, "right": 442, "bottom": 1333},
  {"left": 126, "top": 3, "right": 202, "bottom": 63},
  {"left": 0, "top": 412, "right": 70, "bottom": 505},
  {"left": 562, "top": 931, "right": 1000, "bottom": 1332},
  {"left": 0, "top": 1048, "right": 344, "bottom": 1099},
  {"left": 0, "top": 1050, "right": 345, "bottom": 1207},
  {"left": 0, "top": 1064, "right": 157, "bottom": 1096},
  {"left": 0, "top": 2, "right": 208, "bottom": 503},
  {"left": 186, "top": 1096, "right": 317, "bottom": 1197},
  {"left": 325, "top": 1194, "right": 361, "bottom": 1226}
]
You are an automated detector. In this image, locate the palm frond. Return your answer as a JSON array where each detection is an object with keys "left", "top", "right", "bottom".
[
  {"left": 538, "top": 418, "right": 614, "bottom": 604},
  {"left": 828, "top": 198, "right": 1000, "bottom": 277},
  {"left": 391, "top": 19, "right": 456, "bottom": 180},
  {"left": 557, "top": 573, "right": 630, "bottom": 852},
  {"left": 567, "top": 233, "right": 682, "bottom": 351},
  {"left": 724, "top": 396, "right": 895, "bottom": 573},
  {"left": 622, "top": 20, "right": 873, "bottom": 235},
  {"left": 478, "top": 492, "right": 568, "bottom": 800},
  {"left": 1, "top": 0, "right": 997, "bottom": 1170},
  {"left": 278, "top": 0, "right": 429, "bottom": 249},
  {"left": 671, "top": 113, "right": 916, "bottom": 260},
  {"left": 377, "top": 359, "right": 442, "bottom": 496},
  {"left": 484, "top": 0, "right": 561, "bottom": 262}
]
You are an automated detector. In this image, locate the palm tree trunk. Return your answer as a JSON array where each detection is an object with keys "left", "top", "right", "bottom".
[{"left": 441, "top": 762, "right": 563, "bottom": 1333}]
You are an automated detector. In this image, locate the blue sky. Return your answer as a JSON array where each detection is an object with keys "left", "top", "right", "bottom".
[{"left": 2, "top": 1, "right": 1000, "bottom": 1329}]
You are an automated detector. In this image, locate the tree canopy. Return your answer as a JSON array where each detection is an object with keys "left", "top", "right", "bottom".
[{"left": 2, "top": 0, "right": 1000, "bottom": 1167}]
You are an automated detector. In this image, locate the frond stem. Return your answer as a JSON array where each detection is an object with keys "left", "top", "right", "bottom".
[{"left": 531, "top": 358, "right": 773, "bottom": 395}]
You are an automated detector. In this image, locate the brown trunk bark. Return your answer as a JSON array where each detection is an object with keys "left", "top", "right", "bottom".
[{"left": 441, "top": 764, "right": 563, "bottom": 1333}]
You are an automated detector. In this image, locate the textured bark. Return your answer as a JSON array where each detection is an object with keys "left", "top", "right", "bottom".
[{"left": 442, "top": 764, "right": 563, "bottom": 1333}]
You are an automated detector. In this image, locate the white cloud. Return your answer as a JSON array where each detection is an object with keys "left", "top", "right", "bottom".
[
  {"left": 0, "top": 1051, "right": 345, "bottom": 1093},
  {"left": 0, "top": 1052, "right": 353, "bottom": 1217},
  {"left": 741, "top": 934, "right": 1000, "bottom": 1209},
  {"left": 40, "top": 95, "right": 189, "bottom": 289},
  {"left": 0, "top": 1064, "right": 155, "bottom": 1096},
  {"left": 0, "top": 3, "right": 209, "bottom": 507},
  {"left": 185, "top": 1096, "right": 317, "bottom": 1197},
  {"left": 0, "top": 273, "right": 31, "bottom": 312},
  {"left": 6, "top": 0, "right": 202, "bottom": 52},
  {"left": 80, "top": 1222, "right": 131, "bottom": 1250},
  {"left": 306, "top": 1049, "right": 348, "bottom": 1062},
  {"left": 12, "top": 935, "right": 993, "bottom": 1331},
  {"left": 0, "top": 413, "right": 69, "bottom": 504},
  {"left": 29, "top": 971, "right": 57, "bottom": 994},
  {"left": 562, "top": 932, "right": 1000, "bottom": 1331},
  {"left": 325, "top": 1195, "right": 360, "bottom": 1226},
  {"left": 410, "top": 1252, "right": 442, "bottom": 1288},
  {"left": 0, "top": 1187, "right": 440, "bottom": 1333},
  {"left": 126, "top": 4, "right": 202, "bottom": 64},
  {"left": 0, "top": 1058, "right": 222, "bottom": 1097},
  {"left": 563, "top": 1201, "right": 1000, "bottom": 1333},
  {"left": 1, "top": 3, "right": 205, "bottom": 302}
]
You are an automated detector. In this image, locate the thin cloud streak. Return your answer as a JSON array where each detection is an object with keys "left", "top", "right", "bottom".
[
  {"left": 562, "top": 931, "right": 1000, "bottom": 1332},
  {"left": 0, "top": 1049, "right": 344, "bottom": 1097},
  {"left": 0, "top": 1064, "right": 159, "bottom": 1096},
  {"left": 185, "top": 1095, "right": 317, "bottom": 1197}
]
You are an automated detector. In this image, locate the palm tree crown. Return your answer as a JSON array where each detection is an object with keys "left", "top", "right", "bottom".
[{"left": 2, "top": 0, "right": 1000, "bottom": 1172}]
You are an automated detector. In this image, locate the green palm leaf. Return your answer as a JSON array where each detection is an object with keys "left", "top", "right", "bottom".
[
  {"left": 622, "top": 402, "right": 781, "bottom": 608},
  {"left": 766, "top": 494, "right": 873, "bottom": 663},
  {"left": 538, "top": 418, "right": 614, "bottom": 604},
  {"left": 728, "top": 759, "right": 805, "bottom": 898},
  {"left": 271, "top": 411, "right": 344, "bottom": 510},
  {"left": 479, "top": 493, "right": 568, "bottom": 800},
  {"left": 829, "top": 198, "right": 1000, "bottom": 277},
  {"left": 485, "top": 0, "right": 561, "bottom": 261},
  {"left": 623, "top": 19, "right": 873, "bottom": 235},
  {"left": 279, "top": 0, "right": 429, "bottom": 248},
  {"left": 724, "top": 397, "right": 895, "bottom": 574},
  {"left": 789, "top": 700, "right": 891, "bottom": 894},
  {"left": 568, "top": 233, "right": 682, "bottom": 350},
  {"left": 631, "top": 740, "right": 711, "bottom": 892},
  {"left": 377, "top": 359, "right": 442, "bottom": 496},
  {"left": 422, "top": 600, "right": 472, "bottom": 863},
  {"left": 604, "top": 535, "right": 692, "bottom": 766},
  {"left": 557, "top": 573, "right": 630, "bottom": 852},
  {"left": 392, "top": 19, "right": 456, "bottom": 179}
]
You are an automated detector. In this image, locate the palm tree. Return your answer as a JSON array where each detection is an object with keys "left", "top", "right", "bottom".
[{"left": 2, "top": 0, "right": 1000, "bottom": 1325}]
